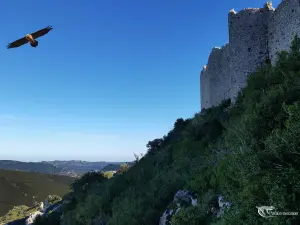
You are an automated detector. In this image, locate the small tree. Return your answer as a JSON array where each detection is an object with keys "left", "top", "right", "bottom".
[{"left": 119, "top": 163, "right": 129, "bottom": 173}]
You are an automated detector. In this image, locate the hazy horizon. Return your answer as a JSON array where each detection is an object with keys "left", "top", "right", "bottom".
[{"left": 0, "top": 159, "right": 128, "bottom": 163}]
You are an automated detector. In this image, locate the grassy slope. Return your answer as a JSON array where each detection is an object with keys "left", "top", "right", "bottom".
[
  {"left": 0, "top": 205, "right": 38, "bottom": 225},
  {"left": 0, "top": 169, "right": 75, "bottom": 217},
  {"left": 36, "top": 37, "right": 300, "bottom": 225}
]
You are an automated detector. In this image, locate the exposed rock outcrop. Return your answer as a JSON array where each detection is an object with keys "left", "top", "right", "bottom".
[
  {"left": 159, "top": 190, "right": 198, "bottom": 225},
  {"left": 207, "top": 195, "right": 231, "bottom": 218},
  {"left": 159, "top": 190, "right": 231, "bottom": 225},
  {"left": 25, "top": 211, "right": 43, "bottom": 225}
]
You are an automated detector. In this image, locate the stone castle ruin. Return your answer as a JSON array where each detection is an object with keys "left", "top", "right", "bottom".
[{"left": 200, "top": 0, "right": 300, "bottom": 109}]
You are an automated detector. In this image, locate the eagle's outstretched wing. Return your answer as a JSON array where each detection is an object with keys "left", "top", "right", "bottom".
[
  {"left": 7, "top": 37, "right": 29, "bottom": 49},
  {"left": 31, "top": 26, "right": 53, "bottom": 39}
]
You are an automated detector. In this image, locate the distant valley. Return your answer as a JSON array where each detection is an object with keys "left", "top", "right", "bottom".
[
  {"left": 0, "top": 160, "right": 126, "bottom": 178},
  {"left": 43, "top": 160, "right": 125, "bottom": 175},
  {"left": 0, "top": 159, "right": 128, "bottom": 223}
]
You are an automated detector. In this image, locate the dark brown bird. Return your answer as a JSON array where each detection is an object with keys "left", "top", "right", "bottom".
[{"left": 7, "top": 26, "right": 53, "bottom": 49}]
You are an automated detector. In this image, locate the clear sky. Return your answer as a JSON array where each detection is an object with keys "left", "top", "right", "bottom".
[{"left": 0, "top": 0, "right": 280, "bottom": 162}]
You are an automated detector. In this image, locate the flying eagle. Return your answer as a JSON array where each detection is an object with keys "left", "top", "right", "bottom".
[{"left": 7, "top": 26, "right": 53, "bottom": 49}]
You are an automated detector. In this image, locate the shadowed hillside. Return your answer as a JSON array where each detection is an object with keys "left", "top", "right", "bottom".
[{"left": 0, "top": 169, "right": 75, "bottom": 217}]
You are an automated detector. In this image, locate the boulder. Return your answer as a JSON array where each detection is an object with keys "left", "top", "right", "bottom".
[
  {"left": 159, "top": 190, "right": 231, "bottom": 225},
  {"left": 159, "top": 190, "right": 198, "bottom": 225},
  {"left": 207, "top": 195, "right": 231, "bottom": 218}
]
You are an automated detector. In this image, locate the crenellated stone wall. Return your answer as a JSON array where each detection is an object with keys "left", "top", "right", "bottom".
[{"left": 200, "top": 0, "right": 300, "bottom": 109}]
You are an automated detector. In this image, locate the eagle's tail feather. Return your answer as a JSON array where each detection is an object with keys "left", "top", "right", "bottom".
[{"left": 30, "top": 40, "right": 38, "bottom": 47}]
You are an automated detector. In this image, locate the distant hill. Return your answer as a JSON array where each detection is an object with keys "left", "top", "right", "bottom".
[
  {"left": 0, "top": 160, "right": 128, "bottom": 178},
  {"left": 0, "top": 169, "right": 75, "bottom": 217},
  {"left": 100, "top": 163, "right": 121, "bottom": 172},
  {"left": 0, "top": 160, "right": 134, "bottom": 184},
  {"left": 43, "top": 160, "right": 125, "bottom": 173},
  {"left": 0, "top": 160, "right": 62, "bottom": 174}
]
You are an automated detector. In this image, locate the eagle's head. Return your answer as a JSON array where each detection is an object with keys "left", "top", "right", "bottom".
[{"left": 25, "top": 34, "right": 34, "bottom": 42}]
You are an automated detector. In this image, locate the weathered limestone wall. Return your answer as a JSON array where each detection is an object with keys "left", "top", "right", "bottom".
[
  {"left": 200, "top": 0, "right": 300, "bottom": 110},
  {"left": 201, "top": 44, "right": 231, "bottom": 108},
  {"left": 268, "top": 0, "right": 300, "bottom": 64},
  {"left": 228, "top": 5, "right": 274, "bottom": 99},
  {"left": 200, "top": 65, "right": 210, "bottom": 109}
]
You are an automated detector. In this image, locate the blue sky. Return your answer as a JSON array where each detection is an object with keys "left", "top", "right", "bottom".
[{"left": 0, "top": 0, "right": 280, "bottom": 162}]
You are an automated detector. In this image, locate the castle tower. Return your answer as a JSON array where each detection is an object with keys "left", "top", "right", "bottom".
[
  {"left": 227, "top": 4, "right": 274, "bottom": 100},
  {"left": 200, "top": 65, "right": 210, "bottom": 109},
  {"left": 268, "top": 0, "right": 300, "bottom": 64},
  {"left": 200, "top": 1, "right": 300, "bottom": 110},
  {"left": 201, "top": 44, "right": 231, "bottom": 109}
]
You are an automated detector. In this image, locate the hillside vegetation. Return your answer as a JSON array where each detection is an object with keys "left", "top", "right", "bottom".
[
  {"left": 35, "top": 36, "right": 300, "bottom": 225},
  {"left": 0, "top": 169, "right": 75, "bottom": 217}
]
